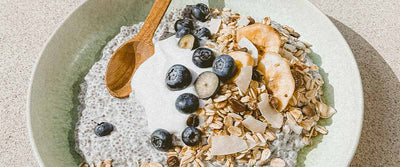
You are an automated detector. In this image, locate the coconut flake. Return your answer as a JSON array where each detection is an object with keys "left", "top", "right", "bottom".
[
  {"left": 234, "top": 66, "right": 252, "bottom": 93},
  {"left": 208, "top": 19, "right": 222, "bottom": 34},
  {"left": 242, "top": 116, "right": 267, "bottom": 133},
  {"left": 210, "top": 136, "right": 248, "bottom": 155},
  {"left": 257, "top": 93, "right": 283, "bottom": 128},
  {"left": 237, "top": 16, "right": 250, "bottom": 26},
  {"left": 246, "top": 139, "right": 258, "bottom": 150},
  {"left": 238, "top": 37, "right": 258, "bottom": 66},
  {"left": 286, "top": 112, "right": 303, "bottom": 134}
]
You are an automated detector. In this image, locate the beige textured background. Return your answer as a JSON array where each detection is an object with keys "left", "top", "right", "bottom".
[{"left": 0, "top": 0, "right": 399, "bottom": 166}]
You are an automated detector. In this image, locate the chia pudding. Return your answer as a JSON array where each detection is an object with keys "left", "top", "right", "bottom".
[{"left": 76, "top": 4, "right": 335, "bottom": 167}]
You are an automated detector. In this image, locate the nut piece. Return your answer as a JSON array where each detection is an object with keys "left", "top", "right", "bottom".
[
  {"left": 167, "top": 156, "right": 180, "bottom": 167},
  {"left": 228, "top": 98, "right": 246, "bottom": 112}
]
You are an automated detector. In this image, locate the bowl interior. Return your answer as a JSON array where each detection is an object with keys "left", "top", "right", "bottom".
[{"left": 28, "top": 0, "right": 363, "bottom": 166}]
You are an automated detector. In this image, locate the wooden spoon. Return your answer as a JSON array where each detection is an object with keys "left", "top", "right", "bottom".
[{"left": 105, "top": 0, "right": 172, "bottom": 98}]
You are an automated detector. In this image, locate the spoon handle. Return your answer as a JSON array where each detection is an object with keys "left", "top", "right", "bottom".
[{"left": 136, "top": 0, "right": 172, "bottom": 42}]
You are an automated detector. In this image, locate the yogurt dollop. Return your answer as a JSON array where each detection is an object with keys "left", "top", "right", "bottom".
[{"left": 131, "top": 36, "right": 211, "bottom": 134}]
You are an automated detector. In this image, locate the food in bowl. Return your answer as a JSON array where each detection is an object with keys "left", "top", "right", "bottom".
[{"left": 76, "top": 3, "right": 336, "bottom": 167}]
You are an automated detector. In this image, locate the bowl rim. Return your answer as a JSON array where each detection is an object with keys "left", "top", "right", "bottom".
[
  {"left": 26, "top": 0, "right": 90, "bottom": 166},
  {"left": 26, "top": 0, "right": 364, "bottom": 166},
  {"left": 301, "top": 0, "right": 364, "bottom": 166}
]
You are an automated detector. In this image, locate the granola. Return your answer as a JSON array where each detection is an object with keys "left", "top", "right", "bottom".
[{"left": 165, "top": 7, "right": 335, "bottom": 167}]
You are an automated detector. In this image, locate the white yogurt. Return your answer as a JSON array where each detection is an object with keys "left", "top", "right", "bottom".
[{"left": 131, "top": 36, "right": 211, "bottom": 134}]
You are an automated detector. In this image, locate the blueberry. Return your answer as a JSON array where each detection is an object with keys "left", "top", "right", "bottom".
[
  {"left": 165, "top": 64, "right": 192, "bottom": 91},
  {"left": 151, "top": 129, "right": 173, "bottom": 152},
  {"left": 194, "top": 27, "right": 211, "bottom": 39},
  {"left": 175, "top": 93, "right": 199, "bottom": 114},
  {"left": 192, "top": 48, "right": 215, "bottom": 68},
  {"left": 176, "top": 27, "right": 192, "bottom": 38},
  {"left": 178, "top": 34, "right": 199, "bottom": 50},
  {"left": 174, "top": 18, "right": 194, "bottom": 32},
  {"left": 191, "top": 3, "right": 210, "bottom": 22},
  {"left": 212, "top": 55, "right": 238, "bottom": 81},
  {"left": 182, "top": 126, "right": 202, "bottom": 146},
  {"left": 94, "top": 122, "right": 114, "bottom": 137},
  {"left": 194, "top": 71, "right": 220, "bottom": 99}
]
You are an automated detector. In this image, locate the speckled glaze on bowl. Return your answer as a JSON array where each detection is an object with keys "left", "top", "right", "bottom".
[{"left": 27, "top": 0, "right": 363, "bottom": 166}]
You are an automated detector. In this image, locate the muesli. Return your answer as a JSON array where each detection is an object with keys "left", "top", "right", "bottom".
[{"left": 76, "top": 3, "right": 335, "bottom": 167}]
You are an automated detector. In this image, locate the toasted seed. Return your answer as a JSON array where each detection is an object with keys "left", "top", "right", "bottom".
[{"left": 187, "top": 114, "right": 200, "bottom": 127}]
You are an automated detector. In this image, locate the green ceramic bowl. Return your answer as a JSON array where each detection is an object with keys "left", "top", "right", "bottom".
[{"left": 28, "top": 0, "right": 363, "bottom": 166}]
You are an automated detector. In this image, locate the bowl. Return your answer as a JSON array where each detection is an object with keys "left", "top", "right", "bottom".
[{"left": 28, "top": 0, "right": 363, "bottom": 166}]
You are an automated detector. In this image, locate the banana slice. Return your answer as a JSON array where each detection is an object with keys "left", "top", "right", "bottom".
[
  {"left": 237, "top": 23, "right": 281, "bottom": 54},
  {"left": 257, "top": 52, "right": 295, "bottom": 112},
  {"left": 228, "top": 51, "right": 254, "bottom": 83}
]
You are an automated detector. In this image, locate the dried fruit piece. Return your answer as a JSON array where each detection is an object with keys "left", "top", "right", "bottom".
[
  {"left": 257, "top": 52, "right": 295, "bottom": 112},
  {"left": 237, "top": 23, "right": 281, "bottom": 53}
]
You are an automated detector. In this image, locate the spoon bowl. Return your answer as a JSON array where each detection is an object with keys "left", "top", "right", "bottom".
[
  {"left": 105, "top": 0, "right": 171, "bottom": 98},
  {"left": 106, "top": 40, "right": 154, "bottom": 98}
]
